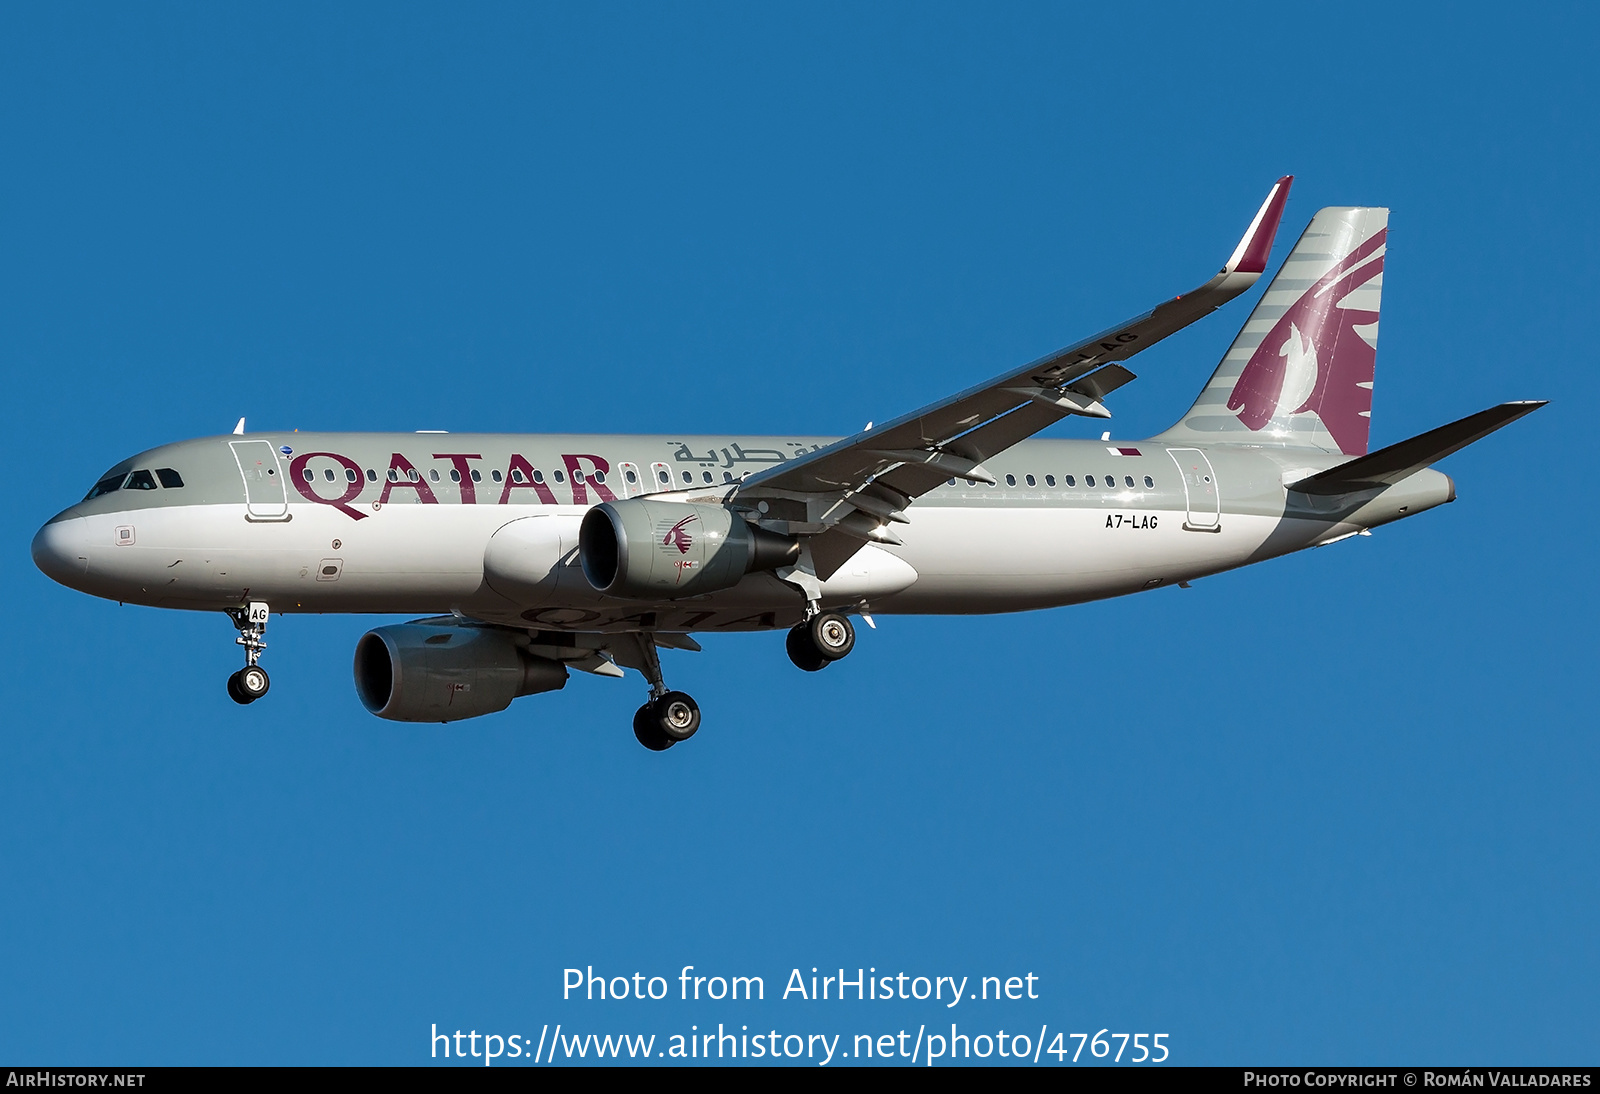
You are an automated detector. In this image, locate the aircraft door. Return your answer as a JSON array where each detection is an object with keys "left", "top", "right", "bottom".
[
  {"left": 230, "top": 440, "right": 290, "bottom": 521},
  {"left": 1166, "top": 447, "right": 1220, "bottom": 532}
]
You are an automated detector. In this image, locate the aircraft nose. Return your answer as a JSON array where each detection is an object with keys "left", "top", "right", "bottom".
[{"left": 32, "top": 515, "right": 91, "bottom": 588}]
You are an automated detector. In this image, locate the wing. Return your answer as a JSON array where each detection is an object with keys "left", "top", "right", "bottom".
[{"left": 736, "top": 176, "right": 1294, "bottom": 580}]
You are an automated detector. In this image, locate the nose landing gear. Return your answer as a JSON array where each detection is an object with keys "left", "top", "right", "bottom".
[
  {"left": 227, "top": 664, "right": 270, "bottom": 704},
  {"left": 785, "top": 610, "right": 856, "bottom": 672},
  {"left": 226, "top": 601, "right": 271, "bottom": 705}
]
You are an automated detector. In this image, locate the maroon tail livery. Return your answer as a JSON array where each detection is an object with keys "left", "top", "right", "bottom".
[{"left": 1164, "top": 206, "right": 1388, "bottom": 455}]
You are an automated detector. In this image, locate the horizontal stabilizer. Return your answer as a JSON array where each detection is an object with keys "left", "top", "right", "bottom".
[{"left": 1289, "top": 401, "right": 1546, "bottom": 495}]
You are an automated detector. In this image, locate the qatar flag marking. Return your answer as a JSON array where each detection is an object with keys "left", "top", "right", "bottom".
[{"left": 1106, "top": 446, "right": 1142, "bottom": 457}]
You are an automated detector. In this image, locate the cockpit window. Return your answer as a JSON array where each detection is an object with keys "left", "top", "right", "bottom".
[
  {"left": 156, "top": 468, "right": 184, "bottom": 488},
  {"left": 125, "top": 469, "right": 158, "bottom": 490},
  {"left": 85, "top": 473, "right": 126, "bottom": 500}
]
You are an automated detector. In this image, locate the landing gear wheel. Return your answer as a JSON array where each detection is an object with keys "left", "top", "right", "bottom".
[
  {"left": 809, "top": 611, "right": 855, "bottom": 661},
  {"left": 654, "top": 691, "right": 700, "bottom": 741},
  {"left": 786, "top": 624, "right": 830, "bottom": 672},
  {"left": 227, "top": 666, "right": 270, "bottom": 704},
  {"left": 633, "top": 705, "right": 676, "bottom": 751}
]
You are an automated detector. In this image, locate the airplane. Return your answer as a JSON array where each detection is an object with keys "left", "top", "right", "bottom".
[{"left": 31, "top": 177, "right": 1544, "bottom": 751}]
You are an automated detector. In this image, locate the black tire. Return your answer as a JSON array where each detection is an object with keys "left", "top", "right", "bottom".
[
  {"left": 226, "top": 670, "right": 253, "bottom": 705},
  {"left": 654, "top": 691, "right": 701, "bottom": 741},
  {"left": 237, "top": 665, "right": 270, "bottom": 701},
  {"left": 808, "top": 611, "right": 855, "bottom": 661},
  {"left": 633, "top": 704, "right": 675, "bottom": 751},
  {"left": 786, "top": 625, "right": 829, "bottom": 672}
]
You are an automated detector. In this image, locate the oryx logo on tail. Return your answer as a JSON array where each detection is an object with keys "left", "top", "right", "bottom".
[
  {"left": 1160, "top": 206, "right": 1389, "bottom": 456},
  {"left": 1226, "top": 227, "right": 1386, "bottom": 455}
]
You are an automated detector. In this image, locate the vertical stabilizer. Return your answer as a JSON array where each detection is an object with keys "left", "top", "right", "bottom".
[{"left": 1159, "top": 207, "right": 1388, "bottom": 455}]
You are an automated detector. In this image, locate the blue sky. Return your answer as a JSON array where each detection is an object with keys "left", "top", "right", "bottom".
[{"left": 2, "top": 2, "right": 1595, "bottom": 1065}]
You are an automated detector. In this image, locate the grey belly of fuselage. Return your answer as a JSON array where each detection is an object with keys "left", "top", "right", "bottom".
[{"left": 34, "top": 431, "right": 1449, "bottom": 631}]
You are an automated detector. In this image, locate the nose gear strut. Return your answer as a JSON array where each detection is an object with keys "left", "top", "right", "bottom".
[{"left": 225, "top": 601, "right": 272, "bottom": 704}]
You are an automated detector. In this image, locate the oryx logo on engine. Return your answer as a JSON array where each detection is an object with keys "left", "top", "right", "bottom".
[{"left": 660, "top": 514, "right": 697, "bottom": 554}]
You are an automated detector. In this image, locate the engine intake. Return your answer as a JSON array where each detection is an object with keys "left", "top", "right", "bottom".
[
  {"left": 354, "top": 622, "right": 568, "bottom": 722},
  {"left": 580, "top": 500, "right": 799, "bottom": 599}
]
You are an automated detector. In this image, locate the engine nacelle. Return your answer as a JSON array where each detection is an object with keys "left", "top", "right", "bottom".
[
  {"left": 354, "top": 622, "right": 568, "bottom": 723},
  {"left": 579, "top": 499, "right": 799, "bottom": 600}
]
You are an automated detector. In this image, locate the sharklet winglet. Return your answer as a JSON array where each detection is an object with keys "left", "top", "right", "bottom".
[{"left": 1224, "top": 175, "right": 1293, "bottom": 275}]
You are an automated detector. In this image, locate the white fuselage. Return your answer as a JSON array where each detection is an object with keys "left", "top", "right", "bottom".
[{"left": 32, "top": 431, "right": 1454, "bottom": 635}]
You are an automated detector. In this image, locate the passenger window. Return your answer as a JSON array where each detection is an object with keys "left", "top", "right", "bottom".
[
  {"left": 553, "top": 470, "right": 565, "bottom": 483},
  {"left": 1085, "top": 475, "right": 1095, "bottom": 487},
  {"left": 594, "top": 470, "right": 606, "bottom": 484},
  {"left": 682, "top": 470, "right": 692, "bottom": 483},
  {"left": 429, "top": 469, "right": 440, "bottom": 482},
  {"left": 345, "top": 468, "right": 358, "bottom": 483},
  {"left": 367, "top": 469, "right": 378, "bottom": 482},
  {"left": 471, "top": 470, "right": 482, "bottom": 482},
  {"left": 450, "top": 468, "right": 461, "bottom": 482},
  {"left": 1065, "top": 475, "right": 1076, "bottom": 487},
  {"left": 1125, "top": 475, "right": 1134, "bottom": 488},
  {"left": 511, "top": 469, "right": 526, "bottom": 483},
  {"left": 965, "top": 479, "right": 976, "bottom": 487},
  {"left": 1005, "top": 474, "right": 1016, "bottom": 486},
  {"left": 1144, "top": 475, "right": 1154, "bottom": 488},
  {"left": 387, "top": 468, "right": 399, "bottom": 482},
  {"left": 658, "top": 470, "right": 670, "bottom": 484},
  {"left": 533, "top": 469, "right": 545, "bottom": 483},
  {"left": 325, "top": 468, "right": 337, "bottom": 481},
  {"left": 947, "top": 477, "right": 956, "bottom": 486},
  {"left": 156, "top": 468, "right": 184, "bottom": 488},
  {"left": 1026, "top": 474, "right": 1036, "bottom": 487},
  {"left": 125, "top": 469, "right": 157, "bottom": 490},
  {"left": 1045, "top": 475, "right": 1056, "bottom": 487},
  {"left": 573, "top": 469, "right": 586, "bottom": 483},
  {"left": 492, "top": 470, "right": 503, "bottom": 482},
  {"left": 723, "top": 471, "right": 734, "bottom": 483},
  {"left": 303, "top": 468, "right": 314, "bottom": 482},
  {"left": 626, "top": 470, "right": 637, "bottom": 484},
  {"left": 407, "top": 469, "right": 419, "bottom": 482},
  {"left": 702, "top": 471, "right": 713, "bottom": 483}
]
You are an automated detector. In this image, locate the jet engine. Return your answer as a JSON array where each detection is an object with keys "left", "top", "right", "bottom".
[
  {"left": 579, "top": 500, "right": 798, "bottom": 600},
  {"left": 354, "top": 621, "right": 568, "bottom": 722}
]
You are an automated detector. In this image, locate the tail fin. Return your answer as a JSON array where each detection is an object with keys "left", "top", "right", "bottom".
[{"left": 1160, "top": 206, "right": 1388, "bottom": 455}]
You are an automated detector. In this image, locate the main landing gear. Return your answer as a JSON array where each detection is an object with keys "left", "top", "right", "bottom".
[
  {"left": 226, "top": 601, "right": 272, "bottom": 705},
  {"left": 785, "top": 610, "right": 856, "bottom": 672},
  {"left": 631, "top": 637, "right": 701, "bottom": 752}
]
